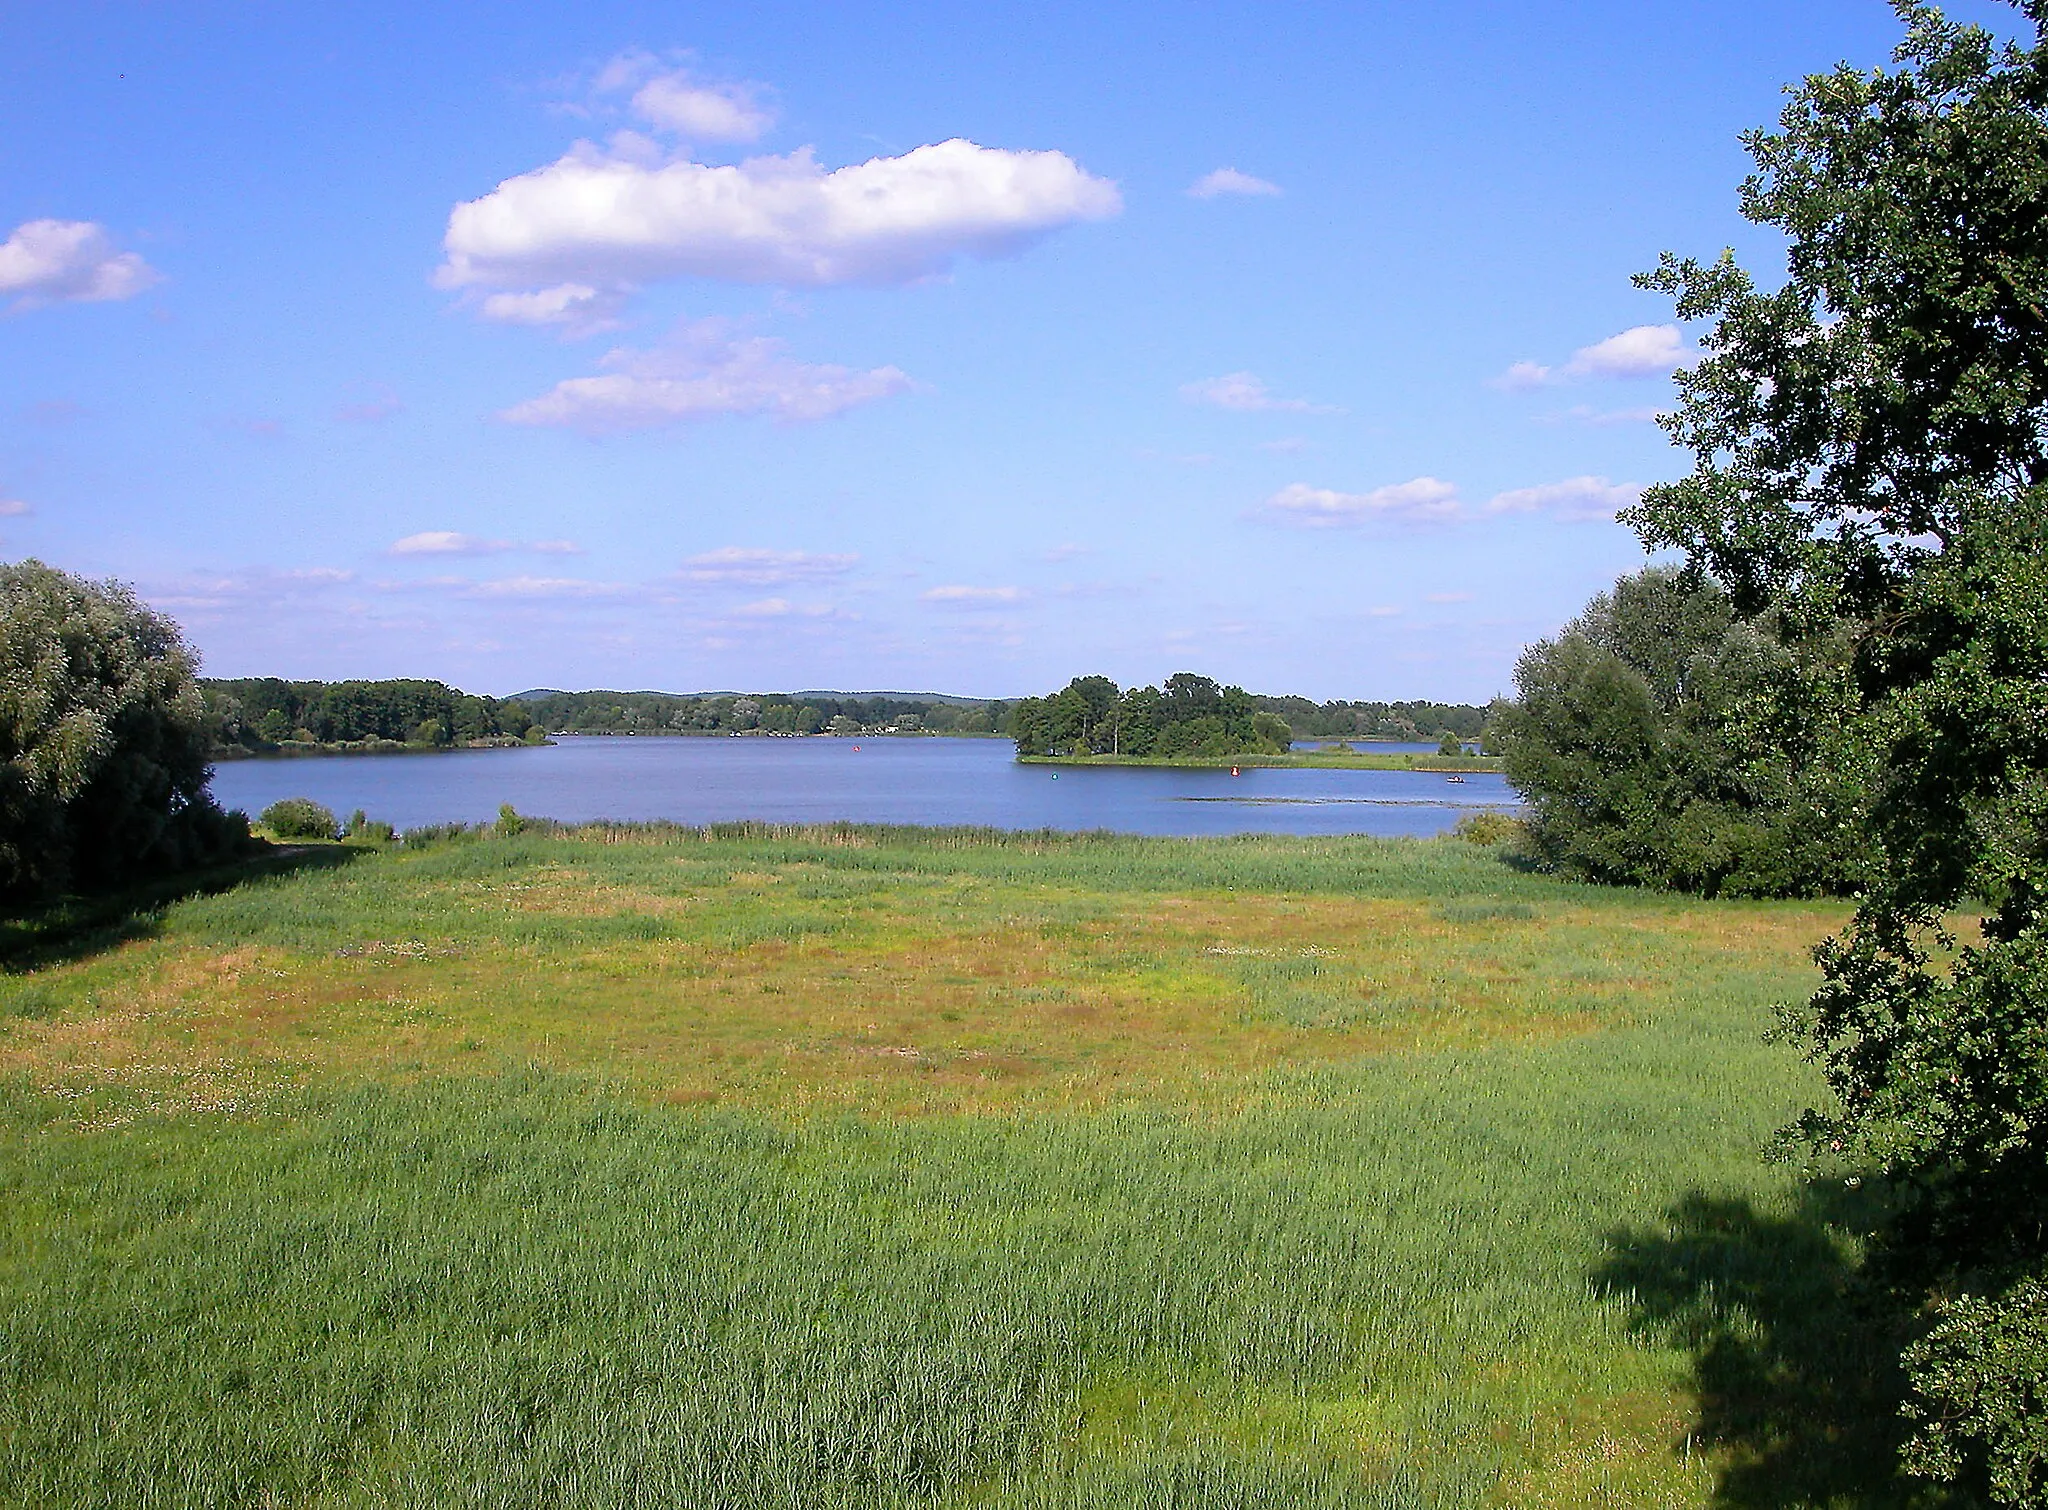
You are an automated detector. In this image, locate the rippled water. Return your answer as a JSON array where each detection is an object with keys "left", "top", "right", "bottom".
[{"left": 208, "top": 735, "right": 1520, "bottom": 838}]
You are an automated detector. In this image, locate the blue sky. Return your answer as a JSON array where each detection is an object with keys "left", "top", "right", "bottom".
[{"left": 0, "top": 1, "right": 2021, "bottom": 701}]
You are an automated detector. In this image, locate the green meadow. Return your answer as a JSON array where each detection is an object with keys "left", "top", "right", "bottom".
[{"left": 0, "top": 826, "right": 1927, "bottom": 1507}]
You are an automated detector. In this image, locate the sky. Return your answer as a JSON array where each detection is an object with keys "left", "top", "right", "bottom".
[{"left": 0, "top": 1, "right": 2025, "bottom": 702}]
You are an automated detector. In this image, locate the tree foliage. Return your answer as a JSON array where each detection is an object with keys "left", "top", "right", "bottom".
[
  {"left": 1631, "top": 4, "right": 2048, "bottom": 1497},
  {"left": 1012, "top": 673, "right": 1289, "bottom": 758},
  {"left": 1498, "top": 567, "right": 1872, "bottom": 897},
  {"left": 0, "top": 560, "right": 246, "bottom": 898}
]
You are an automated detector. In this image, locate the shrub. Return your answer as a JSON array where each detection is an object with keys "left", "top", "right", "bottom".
[
  {"left": 259, "top": 798, "right": 339, "bottom": 841},
  {"left": 1451, "top": 811, "right": 1526, "bottom": 848}
]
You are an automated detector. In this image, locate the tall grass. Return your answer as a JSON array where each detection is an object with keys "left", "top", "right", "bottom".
[{"left": 0, "top": 829, "right": 1898, "bottom": 1507}]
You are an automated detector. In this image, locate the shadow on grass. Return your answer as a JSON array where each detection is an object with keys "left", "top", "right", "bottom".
[
  {"left": 0, "top": 843, "right": 365, "bottom": 974},
  {"left": 1595, "top": 1186, "right": 1963, "bottom": 1509}
]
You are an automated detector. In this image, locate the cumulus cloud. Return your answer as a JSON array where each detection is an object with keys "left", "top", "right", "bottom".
[
  {"left": 1258, "top": 478, "right": 1461, "bottom": 527},
  {"left": 1494, "top": 324, "right": 1688, "bottom": 389},
  {"left": 1180, "top": 371, "right": 1336, "bottom": 414},
  {"left": 922, "top": 584, "right": 1025, "bottom": 605},
  {"left": 678, "top": 546, "right": 858, "bottom": 586},
  {"left": 1188, "top": 168, "right": 1281, "bottom": 199},
  {"left": 1485, "top": 475, "right": 1641, "bottom": 522},
  {"left": 0, "top": 219, "right": 159, "bottom": 311},
  {"left": 501, "top": 324, "right": 913, "bottom": 432},
  {"left": 439, "top": 138, "right": 1121, "bottom": 293},
  {"left": 478, "top": 282, "right": 626, "bottom": 336}
]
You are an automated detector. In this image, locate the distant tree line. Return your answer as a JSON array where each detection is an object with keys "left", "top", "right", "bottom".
[
  {"left": 203, "top": 678, "right": 541, "bottom": 750},
  {"left": 1247, "top": 695, "right": 1488, "bottom": 742},
  {"left": 513, "top": 689, "right": 1012, "bottom": 738}
]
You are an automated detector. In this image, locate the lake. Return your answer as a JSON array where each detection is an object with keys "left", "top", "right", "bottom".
[{"left": 209, "top": 735, "right": 1521, "bottom": 838}]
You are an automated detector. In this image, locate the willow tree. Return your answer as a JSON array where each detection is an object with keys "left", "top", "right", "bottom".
[
  {"left": 1627, "top": 4, "right": 2048, "bottom": 1497},
  {"left": 0, "top": 560, "right": 243, "bottom": 897}
]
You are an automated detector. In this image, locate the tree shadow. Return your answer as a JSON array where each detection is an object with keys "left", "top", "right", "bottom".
[
  {"left": 1593, "top": 1185, "right": 1968, "bottom": 1509},
  {"left": 0, "top": 843, "right": 364, "bottom": 973}
]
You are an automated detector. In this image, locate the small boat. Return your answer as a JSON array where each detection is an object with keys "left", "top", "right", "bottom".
[{"left": 1444, "top": 774, "right": 1465, "bottom": 784}]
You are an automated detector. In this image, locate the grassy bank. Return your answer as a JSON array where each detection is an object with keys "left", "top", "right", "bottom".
[
  {"left": 0, "top": 826, "right": 1924, "bottom": 1507},
  {"left": 1018, "top": 751, "right": 1505, "bottom": 773}
]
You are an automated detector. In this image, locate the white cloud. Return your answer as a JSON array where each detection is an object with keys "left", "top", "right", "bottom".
[
  {"left": 501, "top": 324, "right": 913, "bottom": 431},
  {"left": 1042, "top": 542, "right": 1087, "bottom": 563},
  {"left": 1493, "top": 324, "right": 1688, "bottom": 389},
  {"left": 678, "top": 546, "right": 858, "bottom": 586},
  {"left": 531, "top": 539, "right": 584, "bottom": 555},
  {"left": 461, "top": 575, "right": 628, "bottom": 599},
  {"left": 1188, "top": 168, "right": 1281, "bottom": 199},
  {"left": 1485, "top": 475, "right": 1641, "bottom": 522},
  {"left": 1567, "top": 324, "right": 1688, "bottom": 379},
  {"left": 0, "top": 498, "right": 31, "bottom": 517},
  {"left": 478, "top": 283, "right": 626, "bottom": 336},
  {"left": 0, "top": 219, "right": 159, "bottom": 310},
  {"left": 631, "top": 75, "right": 775, "bottom": 142},
  {"left": 1179, "top": 372, "right": 1336, "bottom": 414},
  {"left": 438, "top": 138, "right": 1121, "bottom": 293},
  {"left": 732, "top": 596, "right": 835, "bottom": 618},
  {"left": 922, "top": 584, "right": 1025, "bottom": 605},
  {"left": 388, "top": 531, "right": 515, "bottom": 556},
  {"left": 587, "top": 50, "right": 778, "bottom": 143},
  {"left": 1365, "top": 605, "right": 1402, "bottom": 617},
  {"left": 1258, "top": 478, "right": 1461, "bottom": 528}
]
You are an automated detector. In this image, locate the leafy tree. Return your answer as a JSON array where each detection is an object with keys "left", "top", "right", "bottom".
[
  {"left": 1629, "top": 5, "right": 2048, "bottom": 1496},
  {"left": 0, "top": 560, "right": 246, "bottom": 896},
  {"left": 1498, "top": 567, "right": 1871, "bottom": 897}
]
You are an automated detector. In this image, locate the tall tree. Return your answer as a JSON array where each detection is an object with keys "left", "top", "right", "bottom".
[
  {"left": 1631, "top": 4, "right": 2048, "bottom": 1497},
  {"left": 0, "top": 561, "right": 244, "bottom": 897}
]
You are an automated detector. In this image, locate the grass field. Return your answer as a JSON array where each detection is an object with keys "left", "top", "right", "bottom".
[{"left": 0, "top": 825, "right": 1938, "bottom": 1507}]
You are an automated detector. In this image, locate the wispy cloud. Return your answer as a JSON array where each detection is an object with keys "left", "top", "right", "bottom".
[
  {"left": 501, "top": 322, "right": 913, "bottom": 432},
  {"left": 591, "top": 51, "right": 779, "bottom": 143},
  {"left": 1179, "top": 372, "right": 1336, "bottom": 414},
  {"left": 0, "top": 497, "right": 31, "bottom": 518},
  {"left": 0, "top": 219, "right": 159, "bottom": 311},
  {"left": 1493, "top": 324, "right": 1688, "bottom": 389},
  {"left": 1485, "top": 475, "right": 1641, "bottom": 522},
  {"left": 388, "top": 531, "right": 514, "bottom": 556},
  {"left": 478, "top": 283, "right": 627, "bottom": 337},
  {"left": 922, "top": 584, "right": 1026, "bottom": 605},
  {"left": 678, "top": 546, "right": 858, "bottom": 586},
  {"left": 1257, "top": 478, "right": 1461, "bottom": 528},
  {"left": 387, "top": 532, "right": 586, "bottom": 557},
  {"left": 1188, "top": 167, "right": 1281, "bottom": 199}
]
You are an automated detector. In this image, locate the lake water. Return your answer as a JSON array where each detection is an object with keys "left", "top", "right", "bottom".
[{"left": 209, "top": 735, "right": 1521, "bottom": 839}]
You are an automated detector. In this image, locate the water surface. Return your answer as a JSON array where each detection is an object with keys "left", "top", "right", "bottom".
[{"left": 210, "top": 735, "right": 1518, "bottom": 838}]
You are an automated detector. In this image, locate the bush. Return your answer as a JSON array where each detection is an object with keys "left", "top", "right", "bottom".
[
  {"left": 259, "top": 798, "right": 338, "bottom": 841},
  {"left": 1450, "top": 811, "right": 1526, "bottom": 848},
  {"left": 0, "top": 560, "right": 246, "bottom": 897}
]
